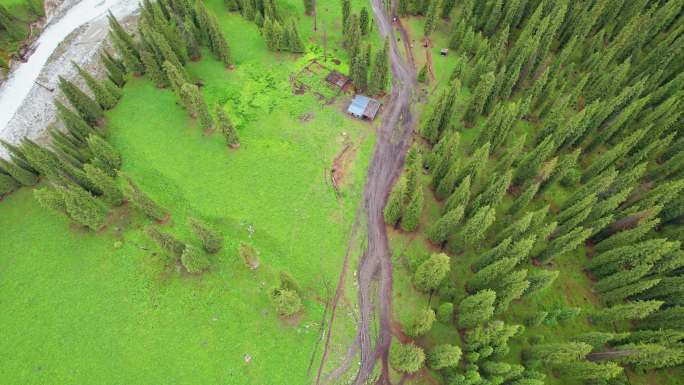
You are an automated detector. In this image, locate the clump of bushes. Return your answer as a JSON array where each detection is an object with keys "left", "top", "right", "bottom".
[{"left": 270, "top": 288, "right": 302, "bottom": 317}]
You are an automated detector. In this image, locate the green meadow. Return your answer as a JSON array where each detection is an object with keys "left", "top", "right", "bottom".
[{"left": 0, "top": 1, "right": 378, "bottom": 383}]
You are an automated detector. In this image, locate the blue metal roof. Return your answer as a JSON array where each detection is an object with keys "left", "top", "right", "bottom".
[{"left": 348, "top": 95, "right": 371, "bottom": 116}]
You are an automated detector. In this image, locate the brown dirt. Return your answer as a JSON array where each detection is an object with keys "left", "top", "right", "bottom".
[
  {"left": 331, "top": 140, "right": 357, "bottom": 191},
  {"left": 299, "top": 112, "right": 314, "bottom": 122}
]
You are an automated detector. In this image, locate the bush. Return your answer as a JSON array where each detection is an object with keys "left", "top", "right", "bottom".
[
  {"left": 390, "top": 342, "right": 425, "bottom": 374},
  {"left": 238, "top": 241, "right": 259, "bottom": 269},
  {"left": 271, "top": 288, "right": 302, "bottom": 317},
  {"left": 437, "top": 302, "right": 454, "bottom": 323},
  {"left": 428, "top": 344, "right": 462, "bottom": 369},
  {"left": 409, "top": 308, "right": 436, "bottom": 337},
  {"left": 181, "top": 244, "right": 210, "bottom": 273}
]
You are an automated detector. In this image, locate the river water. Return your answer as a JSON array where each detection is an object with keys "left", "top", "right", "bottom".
[{"left": 0, "top": 0, "right": 129, "bottom": 135}]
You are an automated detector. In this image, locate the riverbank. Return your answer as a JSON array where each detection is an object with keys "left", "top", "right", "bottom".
[{"left": 0, "top": 0, "right": 139, "bottom": 158}]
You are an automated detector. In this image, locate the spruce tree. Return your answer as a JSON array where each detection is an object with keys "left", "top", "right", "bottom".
[
  {"left": 458, "top": 289, "right": 496, "bottom": 328},
  {"left": 73, "top": 62, "right": 118, "bottom": 110},
  {"left": 509, "top": 182, "right": 539, "bottom": 215},
  {"left": 0, "top": 158, "right": 37, "bottom": 186},
  {"left": 408, "top": 308, "right": 436, "bottom": 337},
  {"left": 524, "top": 343, "right": 592, "bottom": 365},
  {"left": 163, "top": 60, "right": 187, "bottom": 99},
  {"left": 384, "top": 181, "right": 404, "bottom": 227},
  {"left": 464, "top": 72, "right": 495, "bottom": 124},
  {"left": 468, "top": 257, "right": 517, "bottom": 292},
  {"left": 368, "top": 39, "right": 389, "bottom": 95},
  {"left": 146, "top": 226, "right": 186, "bottom": 260},
  {"left": 428, "top": 344, "right": 461, "bottom": 369},
  {"left": 100, "top": 50, "right": 127, "bottom": 87},
  {"left": 58, "top": 76, "right": 104, "bottom": 126},
  {"left": 424, "top": 0, "right": 441, "bottom": 37},
  {"left": 592, "top": 301, "right": 664, "bottom": 323},
  {"left": 55, "top": 100, "right": 100, "bottom": 142},
  {"left": 34, "top": 187, "right": 67, "bottom": 216},
  {"left": 400, "top": 187, "right": 423, "bottom": 232},
  {"left": 594, "top": 264, "right": 652, "bottom": 294},
  {"left": 444, "top": 174, "right": 471, "bottom": 214},
  {"left": 123, "top": 176, "right": 168, "bottom": 221},
  {"left": 558, "top": 361, "right": 623, "bottom": 382},
  {"left": 87, "top": 135, "right": 121, "bottom": 177},
  {"left": 524, "top": 269, "right": 559, "bottom": 296},
  {"left": 472, "top": 237, "right": 512, "bottom": 272},
  {"left": 390, "top": 342, "right": 425, "bottom": 374},
  {"left": 456, "top": 205, "right": 496, "bottom": 251},
  {"left": 140, "top": 48, "right": 168, "bottom": 87},
  {"left": 426, "top": 205, "right": 464, "bottom": 246},
  {"left": 61, "top": 184, "right": 109, "bottom": 230},
  {"left": 181, "top": 244, "right": 210, "bottom": 273},
  {"left": 536, "top": 226, "right": 592, "bottom": 263},
  {"left": 216, "top": 105, "right": 240, "bottom": 148},
  {"left": 414, "top": 253, "right": 450, "bottom": 292},
  {"left": 601, "top": 279, "right": 661, "bottom": 305}
]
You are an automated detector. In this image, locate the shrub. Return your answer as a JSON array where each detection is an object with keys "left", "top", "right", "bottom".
[
  {"left": 437, "top": 302, "right": 454, "bottom": 323},
  {"left": 238, "top": 241, "right": 259, "bottom": 269},
  {"left": 188, "top": 217, "right": 223, "bottom": 253},
  {"left": 181, "top": 244, "right": 210, "bottom": 273},
  {"left": 271, "top": 288, "right": 302, "bottom": 317},
  {"left": 409, "top": 308, "right": 436, "bottom": 337},
  {"left": 390, "top": 342, "right": 425, "bottom": 374}
]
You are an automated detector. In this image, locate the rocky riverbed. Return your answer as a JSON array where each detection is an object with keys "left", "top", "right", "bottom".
[{"left": 0, "top": 0, "right": 139, "bottom": 158}]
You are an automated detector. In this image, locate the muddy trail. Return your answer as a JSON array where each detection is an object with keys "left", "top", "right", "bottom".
[{"left": 315, "top": 0, "right": 417, "bottom": 384}]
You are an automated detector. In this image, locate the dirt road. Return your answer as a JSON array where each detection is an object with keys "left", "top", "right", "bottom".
[{"left": 321, "top": 0, "right": 417, "bottom": 384}]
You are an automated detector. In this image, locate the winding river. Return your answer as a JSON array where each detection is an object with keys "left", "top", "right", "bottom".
[{"left": 0, "top": 0, "right": 129, "bottom": 135}]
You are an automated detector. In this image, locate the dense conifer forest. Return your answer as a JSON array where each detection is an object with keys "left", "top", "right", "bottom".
[{"left": 0, "top": 0, "right": 682, "bottom": 384}]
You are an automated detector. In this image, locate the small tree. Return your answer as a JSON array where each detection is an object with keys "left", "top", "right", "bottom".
[
  {"left": 271, "top": 288, "right": 302, "bottom": 317},
  {"left": 123, "top": 176, "right": 168, "bottom": 221},
  {"left": 390, "top": 342, "right": 425, "bottom": 374},
  {"left": 215, "top": 105, "right": 240, "bottom": 148},
  {"left": 414, "top": 253, "right": 450, "bottom": 292},
  {"left": 188, "top": 217, "right": 223, "bottom": 253},
  {"left": 146, "top": 226, "right": 186, "bottom": 260},
  {"left": 181, "top": 244, "right": 210, "bottom": 273},
  {"left": 428, "top": 344, "right": 462, "bottom": 369}
]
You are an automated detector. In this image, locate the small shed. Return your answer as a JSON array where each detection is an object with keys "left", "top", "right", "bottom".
[
  {"left": 347, "top": 95, "right": 381, "bottom": 120},
  {"left": 325, "top": 71, "right": 350, "bottom": 90},
  {"left": 440, "top": 48, "right": 449, "bottom": 56}
]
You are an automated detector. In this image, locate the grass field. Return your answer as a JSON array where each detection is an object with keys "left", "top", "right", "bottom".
[{"left": 0, "top": 1, "right": 378, "bottom": 383}]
